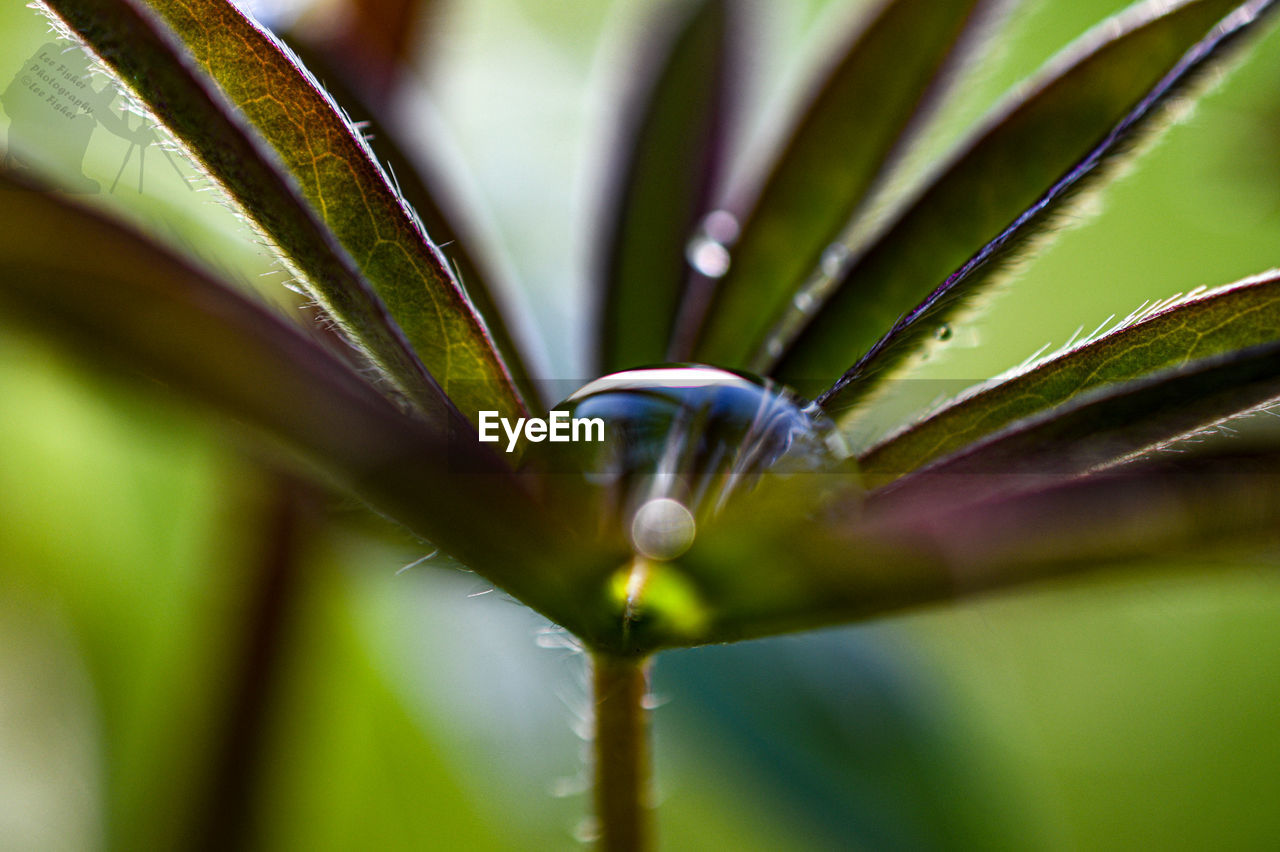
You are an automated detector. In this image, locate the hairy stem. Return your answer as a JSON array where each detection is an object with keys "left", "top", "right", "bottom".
[{"left": 592, "top": 652, "right": 653, "bottom": 852}]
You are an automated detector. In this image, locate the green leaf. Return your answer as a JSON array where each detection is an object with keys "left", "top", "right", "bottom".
[
  {"left": 775, "top": 0, "right": 1273, "bottom": 401},
  {"left": 863, "top": 270, "right": 1280, "bottom": 480},
  {"left": 282, "top": 34, "right": 542, "bottom": 409},
  {"left": 677, "top": 448, "right": 1280, "bottom": 645},
  {"left": 878, "top": 340, "right": 1280, "bottom": 510},
  {"left": 597, "top": 0, "right": 732, "bottom": 373},
  {"left": 41, "top": 0, "right": 524, "bottom": 422},
  {"left": 689, "top": 0, "right": 1003, "bottom": 369},
  {"left": 0, "top": 171, "right": 583, "bottom": 630}
]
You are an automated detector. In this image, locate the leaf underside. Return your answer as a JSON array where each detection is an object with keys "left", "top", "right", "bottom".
[
  {"left": 690, "top": 0, "right": 1000, "bottom": 371},
  {"left": 596, "top": 0, "right": 731, "bottom": 373},
  {"left": 41, "top": 0, "right": 524, "bottom": 422},
  {"left": 7, "top": 0, "right": 1280, "bottom": 657},
  {"left": 0, "top": 168, "right": 599, "bottom": 634},
  {"left": 678, "top": 449, "right": 1280, "bottom": 647},
  {"left": 876, "top": 340, "right": 1280, "bottom": 513},
  {"left": 864, "top": 270, "right": 1280, "bottom": 480},
  {"left": 773, "top": 0, "right": 1273, "bottom": 404},
  {"left": 281, "top": 34, "right": 542, "bottom": 409}
]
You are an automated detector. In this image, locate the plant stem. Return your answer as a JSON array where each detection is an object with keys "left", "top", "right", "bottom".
[
  {"left": 591, "top": 652, "right": 653, "bottom": 852},
  {"left": 189, "top": 475, "right": 312, "bottom": 850}
]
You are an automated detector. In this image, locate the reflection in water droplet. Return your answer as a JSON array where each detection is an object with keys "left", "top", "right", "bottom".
[
  {"left": 934, "top": 323, "right": 953, "bottom": 341},
  {"left": 686, "top": 236, "right": 731, "bottom": 278},
  {"left": 765, "top": 338, "right": 784, "bottom": 359},
  {"left": 540, "top": 366, "right": 844, "bottom": 526},
  {"left": 631, "top": 497, "right": 696, "bottom": 561},
  {"left": 523, "top": 366, "right": 844, "bottom": 640},
  {"left": 792, "top": 291, "right": 817, "bottom": 313},
  {"left": 820, "top": 243, "right": 851, "bottom": 278}
]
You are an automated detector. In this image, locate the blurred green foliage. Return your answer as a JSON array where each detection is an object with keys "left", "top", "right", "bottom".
[{"left": 3, "top": 0, "right": 1280, "bottom": 849}]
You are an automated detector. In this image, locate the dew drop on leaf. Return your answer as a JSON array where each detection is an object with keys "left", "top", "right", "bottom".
[
  {"left": 534, "top": 366, "right": 846, "bottom": 538},
  {"left": 701, "top": 209, "right": 739, "bottom": 244},
  {"left": 685, "top": 210, "right": 739, "bottom": 278},
  {"left": 792, "top": 290, "right": 817, "bottom": 313},
  {"left": 685, "top": 235, "right": 731, "bottom": 278},
  {"left": 630, "top": 497, "right": 696, "bottom": 561},
  {"left": 820, "top": 243, "right": 851, "bottom": 278},
  {"left": 934, "top": 323, "right": 953, "bottom": 342}
]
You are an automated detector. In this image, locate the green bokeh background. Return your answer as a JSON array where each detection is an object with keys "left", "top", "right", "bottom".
[{"left": 2, "top": 0, "right": 1280, "bottom": 848}]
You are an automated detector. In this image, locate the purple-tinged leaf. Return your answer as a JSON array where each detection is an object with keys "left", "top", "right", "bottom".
[
  {"left": 863, "top": 270, "right": 1280, "bottom": 481},
  {"left": 596, "top": 0, "right": 733, "bottom": 373},
  {"left": 776, "top": 0, "right": 1276, "bottom": 403},
  {"left": 282, "top": 34, "right": 543, "bottom": 409},
  {"left": 41, "top": 0, "right": 525, "bottom": 422},
  {"left": 876, "top": 340, "right": 1280, "bottom": 513},
  {"left": 690, "top": 0, "right": 1002, "bottom": 369},
  {"left": 0, "top": 169, "right": 589, "bottom": 631},
  {"left": 674, "top": 449, "right": 1280, "bottom": 647}
]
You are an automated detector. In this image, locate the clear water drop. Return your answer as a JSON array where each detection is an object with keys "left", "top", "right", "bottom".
[
  {"left": 685, "top": 210, "right": 739, "bottom": 278},
  {"left": 530, "top": 366, "right": 845, "bottom": 530},
  {"left": 792, "top": 290, "right": 817, "bottom": 313},
  {"left": 686, "top": 236, "right": 731, "bottom": 278},
  {"left": 701, "top": 209, "right": 740, "bottom": 244},
  {"left": 574, "top": 817, "right": 601, "bottom": 844},
  {"left": 934, "top": 323, "right": 953, "bottom": 342},
  {"left": 631, "top": 497, "right": 696, "bottom": 561},
  {"left": 820, "top": 243, "right": 851, "bottom": 278}
]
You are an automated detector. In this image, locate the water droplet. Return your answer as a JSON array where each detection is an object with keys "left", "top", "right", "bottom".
[
  {"left": 701, "top": 209, "right": 740, "bottom": 244},
  {"left": 792, "top": 291, "right": 817, "bottom": 313},
  {"left": 530, "top": 366, "right": 844, "bottom": 533},
  {"left": 550, "top": 775, "right": 588, "bottom": 798},
  {"left": 574, "top": 818, "right": 601, "bottom": 844},
  {"left": 631, "top": 498, "right": 696, "bottom": 561},
  {"left": 820, "top": 243, "right": 851, "bottom": 278},
  {"left": 934, "top": 323, "right": 953, "bottom": 342},
  {"left": 640, "top": 693, "right": 667, "bottom": 710},
  {"left": 765, "top": 338, "right": 784, "bottom": 359},
  {"left": 686, "top": 236, "right": 731, "bottom": 278}
]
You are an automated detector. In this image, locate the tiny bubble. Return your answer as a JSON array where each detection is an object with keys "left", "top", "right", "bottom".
[
  {"left": 702, "top": 209, "right": 740, "bottom": 244},
  {"left": 574, "top": 817, "right": 601, "bottom": 844},
  {"left": 631, "top": 498, "right": 696, "bottom": 561},
  {"left": 640, "top": 693, "right": 667, "bottom": 710},
  {"left": 934, "top": 323, "right": 953, "bottom": 342},
  {"left": 686, "top": 237, "right": 731, "bottom": 278},
  {"left": 551, "top": 775, "right": 587, "bottom": 798},
  {"left": 792, "top": 291, "right": 816, "bottom": 313},
  {"left": 820, "top": 243, "right": 850, "bottom": 278}
]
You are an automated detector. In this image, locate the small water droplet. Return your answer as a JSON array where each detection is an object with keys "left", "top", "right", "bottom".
[
  {"left": 765, "top": 338, "right": 784, "bottom": 359},
  {"left": 792, "top": 291, "right": 817, "bottom": 313},
  {"left": 533, "top": 366, "right": 845, "bottom": 529},
  {"left": 702, "top": 209, "right": 740, "bottom": 244},
  {"left": 574, "top": 818, "right": 601, "bottom": 844},
  {"left": 631, "top": 498, "right": 696, "bottom": 561},
  {"left": 820, "top": 243, "right": 851, "bottom": 278},
  {"left": 686, "top": 237, "right": 731, "bottom": 278},
  {"left": 551, "top": 775, "right": 588, "bottom": 798},
  {"left": 640, "top": 693, "right": 666, "bottom": 710},
  {"left": 934, "top": 323, "right": 953, "bottom": 342}
]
